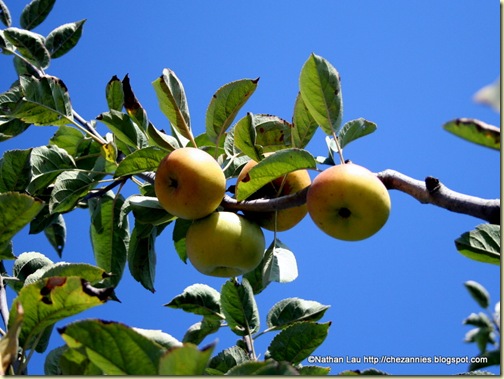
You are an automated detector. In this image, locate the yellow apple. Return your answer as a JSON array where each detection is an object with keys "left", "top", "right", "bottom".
[
  {"left": 236, "top": 157, "right": 311, "bottom": 231},
  {"left": 154, "top": 147, "right": 226, "bottom": 220},
  {"left": 185, "top": 211, "right": 265, "bottom": 277},
  {"left": 306, "top": 163, "right": 391, "bottom": 241}
]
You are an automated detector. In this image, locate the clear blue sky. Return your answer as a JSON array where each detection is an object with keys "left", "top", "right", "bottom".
[{"left": 0, "top": 1, "right": 500, "bottom": 375}]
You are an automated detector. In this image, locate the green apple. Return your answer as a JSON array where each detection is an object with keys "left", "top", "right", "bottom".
[
  {"left": 154, "top": 147, "right": 226, "bottom": 220},
  {"left": 236, "top": 157, "right": 311, "bottom": 231},
  {"left": 306, "top": 163, "right": 391, "bottom": 241},
  {"left": 185, "top": 211, "right": 265, "bottom": 277}
]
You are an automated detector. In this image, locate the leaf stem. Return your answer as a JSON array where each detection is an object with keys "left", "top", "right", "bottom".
[{"left": 331, "top": 131, "right": 345, "bottom": 164}]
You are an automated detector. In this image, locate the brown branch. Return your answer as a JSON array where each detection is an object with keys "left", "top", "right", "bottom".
[{"left": 220, "top": 169, "right": 500, "bottom": 225}]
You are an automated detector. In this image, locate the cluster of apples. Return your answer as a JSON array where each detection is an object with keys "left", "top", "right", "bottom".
[{"left": 154, "top": 147, "right": 391, "bottom": 278}]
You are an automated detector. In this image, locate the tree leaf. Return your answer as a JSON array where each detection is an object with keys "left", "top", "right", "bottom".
[
  {"left": 291, "top": 91, "right": 318, "bottom": 148},
  {"left": 48, "top": 169, "right": 97, "bottom": 213},
  {"left": 58, "top": 319, "right": 164, "bottom": 375},
  {"left": 225, "top": 360, "right": 299, "bottom": 375},
  {"left": 0, "top": 117, "right": 30, "bottom": 141},
  {"left": 234, "top": 113, "right": 262, "bottom": 162},
  {"left": 97, "top": 110, "right": 148, "bottom": 150},
  {"left": 49, "top": 125, "right": 85, "bottom": 156},
  {"left": 88, "top": 192, "right": 129, "bottom": 288},
  {"left": 28, "top": 145, "right": 76, "bottom": 195},
  {"left": 165, "top": 283, "right": 222, "bottom": 318},
  {"left": 158, "top": 342, "right": 214, "bottom": 375},
  {"left": 473, "top": 77, "right": 500, "bottom": 113},
  {"left": 0, "top": 148, "right": 32, "bottom": 192},
  {"left": 0, "top": 0, "right": 12, "bottom": 27},
  {"left": 24, "top": 262, "right": 109, "bottom": 287},
  {"left": 3, "top": 27, "right": 50, "bottom": 69},
  {"left": 105, "top": 75, "right": 124, "bottom": 112},
  {"left": 10, "top": 277, "right": 113, "bottom": 351},
  {"left": 45, "top": 19, "right": 85, "bottom": 59},
  {"left": 128, "top": 222, "right": 157, "bottom": 292},
  {"left": 122, "top": 74, "right": 149, "bottom": 130},
  {"left": 0, "top": 302, "right": 23, "bottom": 374},
  {"left": 220, "top": 278, "right": 259, "bottom": 336},
  {"left": 464, "top": 280, "right": 490, "bottom": 309},
  {"left": 443, "top": 118, "right": 500, "bottom": 150},
  {"left": 252, "top": 113, "right": 293, "bottom": 152},
  {"left": 298, "top": 365, "right": 331, "bottom": 375},
  {"left": 265, "top": 239, "right": 299, "bottom": 284},
  {"left": 207, "top": 345, "right": 250, "bottom": 375},
  {"left": 0, "top": 192, "right": 44, "bottom": 255},
  {"left": 20, "top": 0, "right": 55, "bottom": 30},
  {"left": 132, "top": 328, "right": 182, "bottom": 350},
  {"left": 128, "top": 195, "right": 175, "bottom": 226},
  {"left": 455, "top": 224, "right": 500, "bottom": 265},
  {"left": 299, "top": 53, "right": 343, "bottom": 135},
  {"left": 58, "top": 344, "right": 103, "bottom": 375},
  {"left": 268, "top": 322, "right": 331, "bottom": 365},
  {"left": 146, "top": 122, "right": 180, "bottom": 151},
  {"left": 463, "top": 312, "right": 493, "bottom": 328},
  {"left": 114, "top": 146, "right": 167, "bottom": 178},
  {"left": 182, "top": 316, "right": 222, "bottom": 345},
  {"left": 43, "top": 213, "right": 66, "bottom": 256},
  {"left": 11, "top": 252, "right": 53, "bottom": 287},
  {"left": 152, "top": 69, "right": 192, "bottom": 142},
  {"left": 338, "top": 118, "right": 377, "bottom": 149},
  {"left": 266, "top": 298, "right": 330, "bottom": 330},
  {"left": 235, "top": 148, "right": 316, "bottom": 201},
  {"left": 468, "top": 349, "right": 501, "bottom": 371},
  {"left": 12, "top": 75, "right": 73, "bottom": 125},
  {"left": 172, "top": 218, "right": 192, "bottom": 263},
  {"left": 205, "top": 78, "right": 258, "bottom": 145}
]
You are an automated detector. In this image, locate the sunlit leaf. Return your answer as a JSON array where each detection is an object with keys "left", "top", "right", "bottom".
[
  {"left": 20, "top": 0, "right": 55, "bottom": 30},
  {"left": 292, "top": 92, "right": 318, "bottom": 148},
  {"left": 123, "top": 74, "right": 148, "bottom": 130},
  {"left": 24, "top": 262, "right": 109, "bottom": 287},
  {"left": 158, "top": 342, "right": 214, "bottom": 375},
  {"left": 105, "top": 75, "right": 124, "bottom": 112},
  {"left": 0, "top": 1, "right": 12, "bottom": 27},
  {"left": 267, "top": 297, "right": 330, "bottom": 330},
  {"left": 338, "top": 118, "right": 377, "bottom": 149},
  {"left": 165, "top": 283, "right": 222, "bottom": 318},
  {"left": 268, "top": 322, "right": 331, "bottom": 365},
  {"left": 128, "top": 195, "right": 175, "bottom": 226},
  {"left": 455, "top": 224, "right": 500, "bottom": 265},
  {"left": 3, "top": 27, "right": 50, "bottom": 68},
  {"left": 252, "top": 114, "right": 292, "bottom": 152},
  {"left": 234, "top": 113, "right": 262, "bottom": 162},
  {"left": 89, "top": 192, "right": 129, "bottom": 287},
  {"left": 0, "top": 192, "right": 44, "bottom": 255},
  {"left": 235, "top": 148, "right": 316, "bottom": 201},
  {"left": 49, "top": 125, "right": 85, "bottom": 156},
  {"left": 182, "top": 316, "right": 222, "bottom": 345},
  {"left": 207, "top": 345, "right": 249, "bottom": 375},
  {"left": 43, "top": 213, "right": 66, "bottom": 256},
  {"left": 443, "top": 118, "right": 500, "bottom": 150},
  {"left": 128, "top": 222, "right": 157, "bottom": 292},
  {"left": 206, "top": 78, "right": 258, "bottom": 145},
  {"left": 0, "top": 117, "right": 30, "bottom": 141},
  {"left": 172, "top": 218, "right": 191, "bottom": 263},
  {"left": 464, "top": 280, "right": 490, "bottom": 309},
  {"left": 299, "top": 53, "right": 343, "bottom": 135},
  {"left": 10, "top": 277, "right": 113, "bottom": 351},
  {"left": 0, "top": 148, "right": 32, "bottom": 192},
  {"left": 114, "top": 146, "right": 167, "bottom": 178},
  {"left": 59, "top": 319, "right": 164, "bottom": 375},
  {"left": 146, "top": 122, "right": 179, "bottom": 151},
  {"left": 97, "top": 110, "right": 148, "bottom": 150},
  {"left": 45, "top": 19, "right": 85, "bottom": 59},
  {"left": 48, "top": 170, "right": 97, "bottom": 213},
  {"left": 220, "top": 278, "right": 259, "bottom": 336}
]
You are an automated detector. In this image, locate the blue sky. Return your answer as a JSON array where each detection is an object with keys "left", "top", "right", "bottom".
[{"left": 0, "top": 1, "right": 500, "bottom": 375}]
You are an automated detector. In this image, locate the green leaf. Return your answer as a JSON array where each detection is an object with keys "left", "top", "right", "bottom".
[
  {"left": 0, "top": 192, "right": 44, "bottom": 255},
  {"left": 226, "top": 360, "right": 299, "bottom": 375},
  {"left": 48, "top": 170, "right": 97, "bottom": 213},
  {"left": 0, "top": 1, "right": 12, "bottom": 27},
  {"left": 12, "top": 75, "right": 73, "bottom": 125},
  {"left": 28, "top": 145, "right": 76, "bottom": 195},
  {"left": 97, "top": 110, "right": 148, "bottom": 150},
  {"left": 0, "top": 302, "right": 23, "bottom": 373},
  {"left": 165, "top": 283, "right": 222, "bottom": 317},
  {"left": 59, "top": 344, "right": 103, "bottom": 375},
  {"left": 3, "top": 27, "right": 50, "bottom": 69},
  {"left": 122, "top": 74, "right": 149, "bottom": 130},
  {"left": 234, "top": 113, "right": 262, "bottom": 162},
  {"left": 45, "top": 19, "right": 85, "bottom": 59},
  {"left": 114, "top": 146, "right": 167, "bottom": 178},
  {"left": 0, "top": 117, "right": 30, "bottom": 141},
  {"left": 235, "top": 148, "right": 316, "bottom": 201},
  {"left": 10, "top": 276, "right": 113, "bottom": 351},
  {"left": 59, "top": 319, "right": 164, "bottom": 375},
  {"left": 205, "top": 78, "right": 258, "bottom": 145},
  {"left": 152, "top": 69, "right": 192, "bottom": 142},
  {"left": 89, "top": 192, "right": 129, "bottom": 288},
  {"left": 468, "top": 349, "right": 501, "bottom": 371},
  {"left": 128, "top": 195, "right": 175, "bottom": 226},
  {"left": 338, "top": 118, "right": 377, "bottom": 149},
  {"left": 128, "top": 222, "right": 157, "bottom": 292},
  {"left": 12, "top": 251, "right": 53, "bottom": 285},
  {"left": 49, "top": 125, "right": 85, "bottom": 156},
  {"left": 158, "top": 342, "right": 214, "bottom": 375},
  {"left": 268, "top": 321, "right": 331, "bottom": 365},
  {"left": 43, "top": 213, "right": 66, "bottom": 256},
  {"left": 207, "top": 345, "right": 250, "bottom": 375},
  {"left": 0, "top": 148, "right": 32, "bottom": 192},
  {"left": 292, "top": 91, "right": 318, "bottom": 148},
  {"left": 267, "top": 298, "right": 330, "bottom": 330},
  {"left": 182, "top": 316, "right": 222, "bottom": 345},
  {"left": 20, "top": 0, "right": 55, "bottom": 30},
  {"left": 464, "top": 281, "right": 491, "bottom": 309},
  {"left": 252, "top": 113, "right": 293, "bottom": 152},
  {"left": 220, "top": 278, "right": 259, "bottom": 336},
  {"left": 146, "top": 122, "right": 180, "bottom": 151},
  {"left": 455, "top": 224, "right": 500, "bottom": 265},
  {"left": 463, "top": 312, "right": 493, "bottom": 328},
  {"left": 443, "top": 118, "right": 500, "bottom": 150},
  {"left": 105, "top": 75, "right": 124, "bottom": 112},
  {"left": 24, "top": 262, "right": 109, "bottom": 287},
  {"left": 299, "top": 53, "right": 343, "bottom": 135},
  {"left": 172, "top": 218, "right": 191, "bottom": 263},
  {"left": 298, "top": 365, "right": 331, "bottom": 375},
  {"left": 132, "top": 328, "right": 182, "bottom": 350}
]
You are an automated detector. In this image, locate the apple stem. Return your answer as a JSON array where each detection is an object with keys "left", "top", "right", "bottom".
[{"left": 331, "top": 131, "right": 345, "bottom": 165}]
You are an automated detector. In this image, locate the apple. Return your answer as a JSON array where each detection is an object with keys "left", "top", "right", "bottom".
[
  {"left": 185, "top": 211, "right": 265, "bottom": 277},
  {"left": 154, "top": 147, "right": 226, "bottom": 220},
  {"left": 306, "top": 163, "right": 391, "bottom": 241},
  {"left": 236, "top": 157, "right": 311, "bottom": 231}
]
